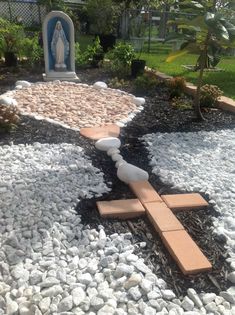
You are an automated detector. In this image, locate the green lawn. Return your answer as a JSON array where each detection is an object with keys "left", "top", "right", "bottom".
[
  {"left": 141, "top": 50, "right": 235, "bottom": 100},
  {"left": 141, "top": 41, "right": 235, "bottom": 100},
  {"left": 77, "top": 35, "right": 235, "bottom": 100}
]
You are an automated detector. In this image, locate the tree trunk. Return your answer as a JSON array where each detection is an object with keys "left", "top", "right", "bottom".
[
  {"left": 159, "top": 4, "right": 170, "bottom": 39},
  {"left": 195, "top": 53, "right": 210, "bottom": 71},
  {"left": 120, "top": 10, "right": 130, "bottom": 39},
  {"left": 194, "top": 32, "right": 210, "bottom": 121},
  {"left": 119, "top": 0, "right": 132, "bottom": 39}
]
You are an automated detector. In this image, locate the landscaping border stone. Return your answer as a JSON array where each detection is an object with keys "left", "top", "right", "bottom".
[{"left": 145, "top": 67, "right": 235, "bottom": 114}]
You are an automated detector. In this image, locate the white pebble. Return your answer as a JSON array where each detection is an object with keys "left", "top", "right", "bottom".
[
  {"left": 95, "top": 137, "right": 121, "bottom": 151},
  {"left": 117, "top": 163, "right": 149, "bottom": 184},
  {"left": 133, "top": 97, "right": 145, "bottom": 106},
  {"left": 111, "top": 154, "right": 123, "bottom": 162},
  {"left": 15, "top": 80, "right": 31, "bottom": 87},
  {"left": 58, "top": 296, "right": 73, "bottom": 312},
  {"left": 93, "top": 81, "right": 108, "bottom": 89},
  {"left": 0, "top": 96, "right": 16, "bottom": 106}
]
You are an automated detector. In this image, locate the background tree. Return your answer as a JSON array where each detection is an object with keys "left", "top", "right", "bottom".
[
  {"left": 37, "top": 0, "right": 80, "bottom": 32},
  {"left": 114, "top": 0, "right": 170, "bottom": 39},
  {"left": 112, "top": 0, "right": 160, "bottom": 10},
  {"left": 37, "top": 0, "right": 67, "bottom": 12},
  {"left": 86, "top": 0, "right": 120, "bottom": 35},
  {"left": 166, "top": 0, "right": 235, "bottom": 120},
  {"left": 157, "top": 0, "right": 175, "bottom": 38}
]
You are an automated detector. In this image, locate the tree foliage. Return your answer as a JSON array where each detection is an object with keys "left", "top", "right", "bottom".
[
  {"left": 37, "top": 0, "right": 79, "bottom": 30},
  {"left": 0, "top": 18, "right": 24, "bottom": 53},
  {"left": 165, "top": 0, "right": 235, "bottom": 120},
  {"left": 111, "top": 0, "right": 170, "bottom": 10},
  {"left": 37, "top": 0, "right": 67, "bottom": 11},
  {"left": 86, "top": 0, "right": 120, "bottom": 35}
]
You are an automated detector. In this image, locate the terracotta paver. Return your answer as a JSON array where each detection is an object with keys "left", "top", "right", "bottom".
[
  {"left": 80, "top": 124, "right": 120, "bottom": 140},
  {"left": 161, "top": 193, "right": 209, "bottom": 212},
  {"left": 96, "top": 199, "right": 145, "bottom": 219},
  {"left": 144, "top": 202, "right": 184, "bottom": 233},
  {"left": 184, "top": 83, "right": 197, "bottom": 97},
  {"left": 162, "top": 230, "right": 212, "bottom": 274},
  {"left": 129, "top": 180, "right": 163, "bottom": 204},
  {"left": 218, "top": 96, "right": 235, "bottom": 113},
  {"left": 146, "top": 68, "right": 172, "bottom": 80},
  {"left": 147, "top": 67, "right": 235, "bottom": 115}
]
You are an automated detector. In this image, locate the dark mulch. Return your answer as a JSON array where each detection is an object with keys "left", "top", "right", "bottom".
[{"left": 1, "top": 66, "right": 235, "bottom": 297}]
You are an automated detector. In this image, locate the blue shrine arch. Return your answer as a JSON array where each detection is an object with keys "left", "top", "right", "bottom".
[{"left": 42, "top": 11, "right": 76, "bottom": 78}]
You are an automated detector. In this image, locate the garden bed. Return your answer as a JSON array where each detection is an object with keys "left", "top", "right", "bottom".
[{"left": 1, "top": 66, "right": 235, "bottom": 301}]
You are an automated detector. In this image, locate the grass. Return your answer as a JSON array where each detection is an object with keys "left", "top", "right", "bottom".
[
  {"left": 141, "top": 45, "right": 235, "bottom": 100},
  {"left": 141, "top": 41, "right": 235, "bottom": 100},
  {"left": 77, "top": 35, "right": 235, "bottom": 100}
]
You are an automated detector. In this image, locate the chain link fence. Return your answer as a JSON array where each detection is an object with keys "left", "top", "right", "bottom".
[
  {"left": 0, "top": 0, "right": 46, "bottom": 26},
  {"left": 0, "top": 0, "right": 85, "bottom": 27},
  {"left": 120, "top": 9, "right": 197, "bottom": 54}
]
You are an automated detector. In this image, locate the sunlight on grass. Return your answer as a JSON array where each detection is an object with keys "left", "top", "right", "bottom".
[
  {"left": 77, "top": 36, "right": 235, "bottom": 100},
  {"left": 142, "top": 52, "right": 235, "bottom": 100}
]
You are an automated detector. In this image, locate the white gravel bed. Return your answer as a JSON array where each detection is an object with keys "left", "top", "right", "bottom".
[
  {"left": 0, "top": 143, "right": 182, "bottom": 315},
  {"left": 2, "top": 142, "right": 233, "bottom": 314},
  {"left": 10, "top": 81, "right": 137, "bottom": 129},
  {"left": 143, "top": 129, "right": 235, "bottom": 312}
]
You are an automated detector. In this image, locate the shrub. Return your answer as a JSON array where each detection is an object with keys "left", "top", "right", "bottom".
[
  {"left": 168, "top": 76, "right": 186, "bottom": 99},
  {"left": 86, "top": 0, "right": 119, "bottom": 35},
  {"left": 75, "top": 42, "right": 87, "bottom": 67},
  {"left": 133, "top": 73, "right": 158, "bottom": 95},
  {"left": 108, "top": 42, "right": 135, "bottom": 66},
  {"left": 171, "top": 97, "right": 193, "bottom": 110},
  {"left": 108, "top": 77, "right": 129, "bottom": 89},
  {"left": 0, "top": 18, "right": 24, "bottom": 54},
  {"left": 106, "top": 42, "right": 135, "bottom": 77},
  {"left": 200, "top": 84, "right": 223, "bottom": 108},
  {"left": 86, "top": 37, "right": 104, "bottom": 67},
  {"left": 0, "top": 105, "right": 20, "bottom": 132},
  {"left": 75, "top": 38, "right": 103, "bottom": 68},
  {"left": 19, "top": 34, "right": 43, "bottom": 66}
]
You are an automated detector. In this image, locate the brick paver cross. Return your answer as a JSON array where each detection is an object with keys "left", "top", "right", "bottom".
[{"left": 97, "top": 180, "right": 212, "bottom": 275}]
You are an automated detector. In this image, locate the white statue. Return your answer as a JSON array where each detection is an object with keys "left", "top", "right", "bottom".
[{"left": 51, "top": 21, "right": 69, "bottom": 71}]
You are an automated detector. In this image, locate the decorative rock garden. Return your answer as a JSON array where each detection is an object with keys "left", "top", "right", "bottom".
[
  {"left": 3, "top": 81, "right": 140, "bottom": 130},
  {"left": 0, "top": 70, "right": 235, "bottom": 315}
]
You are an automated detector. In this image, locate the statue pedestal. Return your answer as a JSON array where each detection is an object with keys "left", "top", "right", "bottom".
[{"left": 43, "top": 71, "right": 80, "bottom": 82}]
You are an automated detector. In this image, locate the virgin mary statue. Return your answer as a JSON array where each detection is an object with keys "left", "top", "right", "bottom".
[{"left": 51, "top": 21, "right": 69, "bottom": 71}]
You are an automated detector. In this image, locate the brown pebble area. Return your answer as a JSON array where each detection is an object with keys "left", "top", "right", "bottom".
[{"left": 13, "top": 81, "right": 137, "bottom": 129}]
